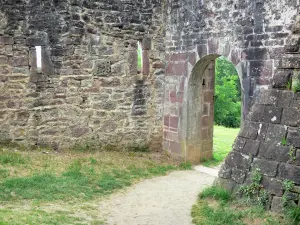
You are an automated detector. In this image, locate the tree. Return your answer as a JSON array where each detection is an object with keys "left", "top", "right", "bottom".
[{"left": 214, "top": 57, "right": 241, "bottom": 128}]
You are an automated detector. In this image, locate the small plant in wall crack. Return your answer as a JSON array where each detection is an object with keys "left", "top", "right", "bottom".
[
  {"left": 288, "top": 146, "right": 297, "bottom": 161},
  {"left": 281, "top": 137, "right": 287, "bottom": 146},
  {"left": 239, "top": 168, "right": 269, "bottom": 206},
  {"left": 282, "top": 179, "right": 295, "bottom": 207}
]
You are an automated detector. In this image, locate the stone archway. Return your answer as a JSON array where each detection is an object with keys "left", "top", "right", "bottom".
[{"left": 181, "top": 54, "right": 243, "bottom": 163}]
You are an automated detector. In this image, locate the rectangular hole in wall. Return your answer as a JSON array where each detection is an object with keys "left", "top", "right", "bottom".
[{"left": 35, "top": 46, "right": 42, "bottom": 72}]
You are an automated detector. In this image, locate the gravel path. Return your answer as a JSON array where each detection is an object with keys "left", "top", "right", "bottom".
[{"left": 99, "top": 169, "right": 217, "bottom": 225}]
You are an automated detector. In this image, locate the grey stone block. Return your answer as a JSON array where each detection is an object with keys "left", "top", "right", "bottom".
[
  {"left": 281, "top": 108, "right": 300, "bottom": 127},
  {"left": 243, "top": 139, "right": 260, "bottom": 156},
  {"left": 225, "top": 151, "right": 252, "bottom": 170},
  {"left": 239, "top": 121, "right": 259, "bottom": 140},
  {"left": 261, "top": 176, "right": 283, "bottom": 196},
  {"left": 279, "top": 163, "right": 300, "bottom": 185},
  {"left": 232, "top": 168, "right": 247, "bottom": 184},
  {"left": 271, "top": 196, "right": 283, "bottom": 213},
  {"left": 263, "top": 106, "right": 282, "bottom": 124},
  {"left": 259, "top": 143, "right": 290, "bottom": 162},
  {"left": 253, "top": 158, "right": 278, "bottom": 177},
  {"left": 256, "top": 89, "right": 279, "bottom": 106},
  {"left": 248, "top": 104, "right": 265, "bottom": 122},
  {"left": 232, "top": 137, "right": 247, "bottom": 152},
  {"left": 277, "top": 91, "right": 294, "bottom": 108},
  {"left": 287, "top": 128, "right": 300, "bottom": 148},
  {"left": 218, "top": 163, "right": 232, "bottom": 179},
  {"left": 265, "top": 124, "right": 287, "bottom": 143}
]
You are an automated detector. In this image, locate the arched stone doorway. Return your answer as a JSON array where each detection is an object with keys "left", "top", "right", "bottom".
[{"left": 182, "top": 54, "right": 243, "bottom": 163}]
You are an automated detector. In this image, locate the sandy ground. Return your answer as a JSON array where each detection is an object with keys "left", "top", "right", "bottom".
[{"left": 98, "top": 169, "right": 217, "bottom": 225}]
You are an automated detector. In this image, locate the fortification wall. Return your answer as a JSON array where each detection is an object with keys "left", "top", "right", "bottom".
[{"left": 0, "top": 0, "right": 166, "bottom": 150}]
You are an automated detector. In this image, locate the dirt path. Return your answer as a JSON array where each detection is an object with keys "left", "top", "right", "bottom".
[{"left": 99, "top": 169, "right": 217, "bottom": 225}]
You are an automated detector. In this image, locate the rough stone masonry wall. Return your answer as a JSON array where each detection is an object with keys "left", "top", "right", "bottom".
[
  {"left": 164, "top": 0, "right": 299, "bottom": 160},
  {"left": 0, "top": 0, "right": 166, "bottom": 150},
  {"left": 218, "top": 14, "right": 300, "bottom": 212}
]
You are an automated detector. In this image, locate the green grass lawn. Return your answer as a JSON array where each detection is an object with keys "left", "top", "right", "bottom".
[
  {"left": 203, "top": 125, "right": 240, "bottom": 167},
  {"left": 0, "top": 145, "right": 191, "bottom": 225}
]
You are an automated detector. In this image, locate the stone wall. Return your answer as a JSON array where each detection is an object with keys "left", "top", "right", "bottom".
[
  {"left": 164, "top": 0, "right": 300, "bottom": 162},
  {"left": 218, "top": 14, "right": 300, "bottom": 211},
  {"left": 0, "top": 0, "right": 166, "bottom": 150}
]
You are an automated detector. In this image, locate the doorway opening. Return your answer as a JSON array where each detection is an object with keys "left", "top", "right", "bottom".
[{"left": 185, "top": 55, "right": 242, "bottom": 164}]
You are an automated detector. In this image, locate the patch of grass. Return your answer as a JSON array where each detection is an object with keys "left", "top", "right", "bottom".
[
  {"left": 0, "top": 151, "right": 28, "bottom": 166},
  {"left": 0, "top": 168, "right": 9, "bottom": 179},
  {"left": 203, "top": 126, "right": 240, "bottom": 167},
  {"left": 0, "top": 153, "right": 182, "bottom": 202},
  {"left": 0, "top": 209, "right": 88, "bottom": 225},
  {"left": 0, "top": 145, "right": 188, "bottom": 224},
  {"left": 192, "top": 200, "right": 244, "bottom": 225},
  {"left": 192, "top": 186, "right": 292, "bottom": 225},
  {"left": 287, "top": 206, "right": 300, "bottom": 225},
  {"left": 179, "top": 161, "right": 193, "bottom": 170},
  {"left": 199, "top": 185, "right": 231, "bottom": 203}
]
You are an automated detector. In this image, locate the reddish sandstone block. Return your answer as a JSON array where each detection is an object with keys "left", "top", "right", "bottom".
[
  {"left": 169, "top": 116, "right": 179, "bottom": 129},
  {"left": 170, "top": 53, "right": 188, "bottom": 62}
]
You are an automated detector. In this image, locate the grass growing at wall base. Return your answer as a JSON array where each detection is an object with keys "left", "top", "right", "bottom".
[{"left": 192, "top": 186, "right": 292, "bottom": 225}]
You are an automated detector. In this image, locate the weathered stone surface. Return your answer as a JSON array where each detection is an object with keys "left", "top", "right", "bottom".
[
  {"left": 261, "top": 177, "right": 283, "bottom": 196},
  {"left": 219, "top": 163, "right": 232, "bottom": 179},
  {"left": 248, "top": 104, "right": 265, "bottom": 122},
  {"left": 239, "top": 121, "right": 259, "bottom": 140},
  {"left": 225, "top": 152, "right": 251, "bottom": 170},
  {"left": 243, "top": 139, "right": 260, "bottom": 156},
  {"left": 265, "top": 124, "right": 287, "bottom": 143},
  {"left": 281, "top": 108, "right": 300, "bottom": 127},
  {"left": 271, "top": 196, "right": 283, "bottom": 213},
  {"left": 259, "top": 143, "right": 290, "bottom": 163},
  {"left": 256, "top": 89, "right": 279, "bottom": 106},
  {"left": 231, "top": 168, "right": 246, "bottom": 184},
  {"left": 279, "top": 163, "right": 300, "bottom": 184},
  {"left": 273, "top": 70, "right": 292, "bottom": 88},
  {"left": 232, "top": 137, "right": 247, "bottom": 152},
  {"left": 252, "top": 158, "right": 278, "bottom": 177},
  {"left": 287, "top": 128, "right": 300, "bottom": 148},
  {"left": 277, "top": 91, "right": 294, "bottom": 108},
  {"left": 263, "top": 106, "right": 282, "bottom": 124}
]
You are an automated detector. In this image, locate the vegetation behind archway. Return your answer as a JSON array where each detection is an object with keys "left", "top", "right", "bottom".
[{"left": 214, "top": 57, "right": 241, "bottom": 128}]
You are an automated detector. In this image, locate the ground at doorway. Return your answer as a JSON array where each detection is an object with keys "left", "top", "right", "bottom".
[{"left": 203, "top": 125, "right": 240, "bottom": 167}]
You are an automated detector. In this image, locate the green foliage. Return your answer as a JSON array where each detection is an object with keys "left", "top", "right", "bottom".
[
  {"left": 179, "top": 161, "right": 193, "bottom": 170},
  {"left": 214, "top": 57, "right": 241, "bottom": 128},
  {"left": 199, "top": 186, "right": 231, "bottom": 203},
  {"left": 0, "top": 209, "right": 87, "bottom": 225},
  {"left": 191, "top": 200, "right": 244, "bottom": 225},
  {"left": 0, "top": 151, "right": 28, "bottom": 165},
  {"left": 0, "top": 159, "right": 177, "bottom": 201},
  {"left": 292, "top": 75, "right": 300, "bottom": 93},
  {"left": 289, "top": 146, "right": 297, "bottom": 161},
  {"left": 239, "top": 168, "right": 269, "bottom": 207},
  {"left": 137, "top": 42, "right": 142, "bottom": 71},
  {"left": 287, "top": 207, "right": 300, "bottom": 225},
  {"left": 281, "top": 138, "right": 287, "bottom": 146},
  {"left": 282, "top": 179, "right": 295, "bottom": 206}
]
